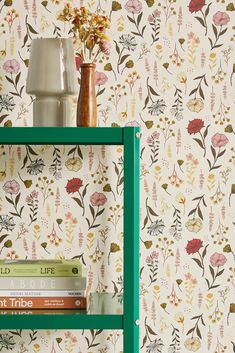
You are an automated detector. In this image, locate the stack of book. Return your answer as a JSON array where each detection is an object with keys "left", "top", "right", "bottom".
[{"left": 0, "top": 259, "right": 87, "bottom": 315}]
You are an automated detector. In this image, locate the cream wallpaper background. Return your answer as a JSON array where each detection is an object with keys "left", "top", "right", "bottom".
[{"left": 0, "top": 0, "right": 235, "bottom": 352}]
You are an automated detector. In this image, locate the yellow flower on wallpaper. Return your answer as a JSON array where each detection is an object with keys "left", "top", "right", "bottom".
[
  {"left": 184, "top": 337, "right": 201, "bottom": 351},
  {"left": 185, "top": 218, "right": 203, "bottom": 233},
  {"left": 174, "top": 312, "right": 184, "bottom": 325},
  {"left": 65, "top": 157, "right": 82, "bottom": 172},
  {"left": 186, "top": 98, "right": 204, "bottom": 112}
]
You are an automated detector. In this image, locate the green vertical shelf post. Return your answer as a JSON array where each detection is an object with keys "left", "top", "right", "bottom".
[{"left": 123, "top": 127, "right": 140, "bottom": 353}]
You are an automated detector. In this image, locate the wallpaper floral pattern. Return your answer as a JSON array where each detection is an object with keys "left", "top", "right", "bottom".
[{"left": 0, "top": 0, "right": 235, "bottom": 352}]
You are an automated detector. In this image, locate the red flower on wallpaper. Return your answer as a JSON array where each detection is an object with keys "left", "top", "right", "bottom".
[
  {"left": 186, "top": 239, "right": 203, "bottom": 254},
  {"left": 187, "top": 119, "right": 204, "bottom": 134},
  {"left": 188, "top": 0, "right": 206, "bottom": 13},
  {"left": 66, "top": 178, "right": 83, "bottom": 193}
]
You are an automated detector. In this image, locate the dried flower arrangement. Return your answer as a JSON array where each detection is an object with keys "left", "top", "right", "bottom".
[{"left": 58, "top": 4, "right": 111, "bottom": 63}]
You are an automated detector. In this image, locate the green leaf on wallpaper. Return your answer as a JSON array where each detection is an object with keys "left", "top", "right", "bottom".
[
  {"left": 211, "top": 146, "right": 216, "bottom": 159},
  {"left": 5, "top": 75, "right": 14, "bottom": 84},
  {"left": 192, "top": 258, "right": 203, "bottom": 268},
  {"left": 226, "top": 2, "right": 235, "bottom": 11},
  {"left": 28, "top": 23, "right": 38, "bottom": 35},
  {"left": 104, "top": 63, "right": 112, "bottom": 71},
  {"left": 199, "top": 86, "right": 204, "bottom": 99},
  {"left": 97, "top": 208, "right": 105, "bottom": 217},
  {"left": 82, "top": 184, "right": 88, "bottom": 198},
  {"left": 196, "top": 326, "right": 202, "bottom": 339},
  {"left": 110, "top": 243, "right": 120, "bottom": 253},
  {"left": 212, "top": 24, "right": 218, "bottom": 37},
  {"left": 220, "top": 28, "right": 228, "bottom": 36},
  {"left": 149, "top": 86, "right": 159, "bottom": 96},
  {"left": 22, "top": 34, "right": 28, "bottom": 48},
  {"left": 145, "top": 120, "right": 153, "bottom": 129},
  {"left": 15, "top": 72, "right": 21, "bottom": 86},
  {"left": 146, "top": 324, "right": 157, "bottom": 336},
  {"left": 103, "top": 184, "right": 111, "bottom": 192},
  {"left": 72, "top": 197, "right": 82, "bottom": 208},
  {"left": 194, "top": 16, "right": 206, "bottom": 27},
  {"left": 119, "top": 54, "right": 130, "bottom": 65},
  {"left": 145, "top": 0, "right": 154, "bottom": 7},
  {"left": 0, "top": 114, "right": 8, "bottom": 123},
  {"left": 143, "top": 96, "right": 149, "bottom": 109},
  {"left": 114, "top": 40, "right": 120, "bottom": 55},
  {"left": 205, "top": 2, "right": 212, "bottom": 16},
  {"left": 89, "top": 205, "right": 95, "bottom": 218},
  {"left": 96, "top": 88, "right": 105, "bottom": 97},
  {"left": 0, "top": 234, "right": 8, "bottom": 244},
  {"left": 112, "top": 1, "right": 122, "bottom": 11},
  {"left": 127, "top": 15, "right": 136, "bottom": 24},
  {"left": 193, "top": 138, "right": 203, "bottom": 149},
  {"left": 27, "top": 145, "right": 38, "bottom": 156},
  {"left": 137, "top": 12, "right": 143, "bottom": 26}
]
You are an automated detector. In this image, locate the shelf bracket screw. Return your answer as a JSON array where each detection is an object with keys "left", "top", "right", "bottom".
[
  {"left": 135, "top": 320, "right": 140, "bottom": 326},
  {"left": 135, "top": 132, "right": 140, "bottom": 139}
]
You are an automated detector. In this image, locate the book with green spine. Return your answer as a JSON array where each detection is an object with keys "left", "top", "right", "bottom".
[{"left": 0, "top": 259, "right": 82, "bottom": 277}]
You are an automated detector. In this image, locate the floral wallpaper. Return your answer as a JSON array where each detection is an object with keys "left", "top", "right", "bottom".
[{"left": 0, "top": 0, "right": 235, "bottom": 352}]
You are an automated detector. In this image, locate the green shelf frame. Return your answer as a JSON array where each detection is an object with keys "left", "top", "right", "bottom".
[
  {"left": 0, "top": 127, "right": 140, "bottom": 353},
  {"left": 0, "top": 314, "right": 123, "bottom": 330}
]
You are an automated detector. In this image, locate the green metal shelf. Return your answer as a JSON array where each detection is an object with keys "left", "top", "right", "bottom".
[
  {"left": 0, "top": 127, "right": 123, "bottom": 145},
  {"left": 0, "top": 314, "right": 123, "bottom": 330},
  {"left": 0, "top": 127, "right": 140, "bottom": 353}
]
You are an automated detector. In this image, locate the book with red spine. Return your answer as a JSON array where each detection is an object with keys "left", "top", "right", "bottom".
[{"left": 0, "top": 297, "right": 86, "bottom": 309}]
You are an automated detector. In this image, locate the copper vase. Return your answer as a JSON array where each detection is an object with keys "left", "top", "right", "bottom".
[{"left": 77, "top": 63, "right": 97, "bottom": 127}]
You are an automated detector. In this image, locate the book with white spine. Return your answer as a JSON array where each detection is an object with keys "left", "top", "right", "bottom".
[
  {"left": 0, "top": 276, "right": 86, "bottom": 290},
  {"left": 0, "top": 290, "right": 85, "bottom": 297}
]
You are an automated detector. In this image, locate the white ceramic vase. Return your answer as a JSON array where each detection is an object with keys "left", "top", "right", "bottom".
[{"left": 26, "top": 38, "right": 77, "bottom": 127}]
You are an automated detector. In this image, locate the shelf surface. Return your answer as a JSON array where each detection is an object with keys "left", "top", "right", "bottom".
[
  {"left": 0, "top": 127, "right": 126, "bottom": 145},
  {"left": 0, "top": 293, "right": 123, "bottom": 329}
]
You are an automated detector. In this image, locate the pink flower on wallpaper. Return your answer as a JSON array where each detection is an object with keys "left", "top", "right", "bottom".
[
  {"left": 75, "top": 55, "right": 83, "bottom": 70},
  {"left": 213, "top": 11, "right": 230, "bottom": 26},
  {"left": 99, "top": 40, "right": 111, "bottom": 56},
  {"left": 210, "top": 252, "right": 227, "bottom": 267},
  {"left": 90, "top": 192, "right": 107, "bottom": 206},
  {"left": 3, "top": 59, "right": 20, "bottom": 74},
  {"left": 147, "top": 131, "right": 160, "bottom": 144},
  {"left": 211, "top": 133, "right": 228, "bottom": 147},
  {"left": 153, "top": 10, "right": 161, "bottom": 18},
  {"left": 31, "top": 190, "right": 38, "bottom": 198},
  {"left": 124, "top": 0, "right": 142, "bottom": 14},
  {"left": 26, "top": 190, "right": 38, "bottom": 203},
  {"left": 3, "top": 180, "right": 20, "bottom": 194},
  {"left": 95, "top": 72, "right": 108, "bottom": 86},
  {"left": 148, "top": 15, "right": 154, "bottom": 23}
]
